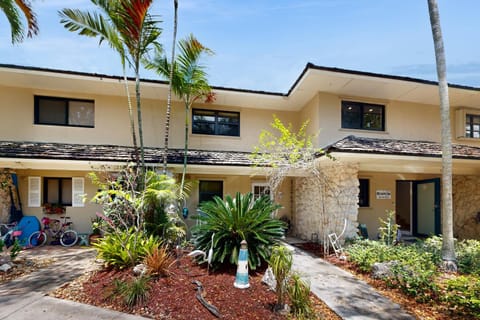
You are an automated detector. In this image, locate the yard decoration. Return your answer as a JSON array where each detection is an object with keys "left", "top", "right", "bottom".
[
  {"left": 187, "top": 232, "right": 215, "bottom": 274},
  {"left": 233, "top": 240, "right": 249, "bottom": 289}
]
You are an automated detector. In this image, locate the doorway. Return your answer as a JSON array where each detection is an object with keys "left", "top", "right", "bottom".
[{"left": 395, "top": 178, "right": 441, "bottom": 236}]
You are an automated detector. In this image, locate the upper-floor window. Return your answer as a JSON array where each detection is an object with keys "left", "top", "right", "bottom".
[
  {"left": 465, "top": 114, "right": 480, "bottom": 138},
  {"left": 34, "top": 96, "right": 94, "bottom": 127},
  {"left": 341, "top": 101, "right": 385, "bottom": 131},
  {"left": 192, "top": 109, "right": 240, "bottom": 136}
]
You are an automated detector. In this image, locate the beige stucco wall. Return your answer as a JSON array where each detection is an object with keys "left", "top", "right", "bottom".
[
  {"left": 0, "top": 85, "right": 298, "bottom": 153},
  {"left": 298, "top": 92, "right": 444, "bottom": 148},
  {"left": 452, "top": 175, "right": 480, "bottom": 240},
  {"left": 293, "top": 161, "right": 359, "bottom": 243}
]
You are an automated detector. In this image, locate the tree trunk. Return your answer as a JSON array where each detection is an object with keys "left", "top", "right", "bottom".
[
  {"left": 123, "top": 70, "right": 140, "bottom": 166},
  {"left": 135, "top": 68, "right": 145, "bottom": 170},
  {"left": 163, "top": 0, "right": 178, "bottom": 174},
  {"left": 427, "top": 0, "right": 457, "bottom": 272},
  {"left": 180, "top": 101, "right": 189, "bottom": 193}
]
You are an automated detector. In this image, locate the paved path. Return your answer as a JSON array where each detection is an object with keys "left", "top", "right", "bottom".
[
  {"left": 0, "top": 246, "right": 147, "bottom": 320},
  {"left": 284, "top": 239, "right": 415, "bottom": 320}
]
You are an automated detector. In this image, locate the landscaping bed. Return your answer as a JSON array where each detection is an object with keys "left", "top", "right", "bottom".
[
  {"left": 293, "top": 240, "right": 480, "bottom": 320},
  {"left": 51, "top": 254, "right": 340, "bottom": 319}
]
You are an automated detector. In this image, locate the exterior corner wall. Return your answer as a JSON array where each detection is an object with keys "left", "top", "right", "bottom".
[
  {"left": 293, "top": 161, "right": 359, "bottom": 243},
  {"left": 453, "top": 175, "right": 480, "bottom": 240}
]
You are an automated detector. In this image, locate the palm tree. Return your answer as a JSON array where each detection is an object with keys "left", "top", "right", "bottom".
[
  {"left": 59, "top": 0, "right": 162, "bottom": 170},
  {"left": 147, "top": 34, "right": 213, "bottom": 192},
  {"left": 162, "top": 0, "right": 178, "bottom": 174},
  {"left": 427, "top": 0, "right": 456, "bottom": 272},
  {"left": 1, "top": 0, "right": 38, "bottom": 43}
]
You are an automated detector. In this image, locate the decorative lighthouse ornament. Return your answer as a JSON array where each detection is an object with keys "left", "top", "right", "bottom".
[{"left": 234, "top": 240, "right": 250, "bottom": 289}]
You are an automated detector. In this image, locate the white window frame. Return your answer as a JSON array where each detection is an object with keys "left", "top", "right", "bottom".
[{"left": 251, "top": 182, "right": 272, "bottom": 201}]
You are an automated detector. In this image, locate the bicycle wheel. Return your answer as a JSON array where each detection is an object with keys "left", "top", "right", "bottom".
[
  {"left": 60, "top": 230, "right": 78, "bottom": 247},
  {"left": 28, "top": 231, "right": 47, "bottom": 247}
]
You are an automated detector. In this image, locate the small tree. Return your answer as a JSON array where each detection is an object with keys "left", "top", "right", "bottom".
[{"left": 269, "top": 245, "right": 293, "bottom": 312}]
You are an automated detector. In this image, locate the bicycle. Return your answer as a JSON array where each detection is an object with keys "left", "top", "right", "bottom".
[
  {"left": 0, "top": 222, "right": 21, "bottom": 248},
  {"left": 28, "top": 216, "right": 78, "bottom": 247}
]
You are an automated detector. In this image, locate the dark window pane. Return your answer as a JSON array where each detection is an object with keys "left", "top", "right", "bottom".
[
  {"left": 192, "top": 109, "right": 240, "bottom": 136},
  {"left": 35, "top": 96, "right": 94, "bottom": 127},
  {"left": 359, "top": 179, "right": 369, "bottom": 207},
  {"left": 38, "top": 99, "right": 67, "bottom": 125},
  {"left": 199, "top": 180, "right": 223, "bottom": 203},
  {"left": 342, "top": 103, "right": 362, "bottom": 129},
  {"left": 44, "top": 178, "right": 72, "bottom": 206},
  {"left": 342, "top": 101, "right": 384, "bottom": 131}
]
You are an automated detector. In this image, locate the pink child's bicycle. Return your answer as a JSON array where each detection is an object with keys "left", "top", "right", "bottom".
[{"left": 28, "top": 216, "right": 78, "bottom": 247}]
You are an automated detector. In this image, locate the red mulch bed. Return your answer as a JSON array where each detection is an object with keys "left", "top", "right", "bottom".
[{"left": 52, "top": 254, "right": 339, "bottom": 319}]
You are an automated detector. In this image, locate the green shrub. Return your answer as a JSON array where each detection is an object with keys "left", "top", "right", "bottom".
[
  {"left": 287, "top": 272, "right": 315, "bottom": 319},
  {"left": 345, "top": 239, "right": 392, "bottom": 272},
  {"left": 456, "top": 239, "right": 480, "bottom": 275},
  {"left": 378, "top": 210, "right": 399, "bottom": 246},
  {"left": 113, "top": 276, "right": 151, "bottom": 308},
  {"left": 270, "top": 245, "right": 293, "bottom": 310},
  {"left": 94, "top": 228, "right": 161, "bottom": 269},
  {"left": 9, "top": 239, "right": 21, "bottom": 261},
  {"left": 191, "top": 192, "right": 285, "bottom": 270},
  {"left": 444, "top": 275, "right": 480, "bottom": 318}
]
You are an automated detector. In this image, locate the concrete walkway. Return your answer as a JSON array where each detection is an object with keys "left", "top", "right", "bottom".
[
  {"left": 284, "top": 238, "right": 415, "bottom": 320},
  {"left": 0, "top": 246, "right": 147, "bottom": 320}
]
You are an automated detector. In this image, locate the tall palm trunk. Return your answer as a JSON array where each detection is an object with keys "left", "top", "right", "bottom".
[
  {"left": 135, "top": 66, "right": 145, "bottom": 170},
  {"left": 180, "top": 99, "right": 189, "bottom": 193},
  {"left": 163, "top": 0, "right": 178, "bottom": 174},
  {"left": 123, "top": 70, "right": 140, "bottom": 165},
  {"left": 427, "top": 0, "right": 456, "bottom": 272}
]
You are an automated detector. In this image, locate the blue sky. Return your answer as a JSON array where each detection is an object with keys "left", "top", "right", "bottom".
[{"left": 0, "top": 0, "right": 479, "bottom": 92}]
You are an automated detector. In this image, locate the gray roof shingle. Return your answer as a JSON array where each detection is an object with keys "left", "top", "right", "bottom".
[
  {"left": 0, "top": 141, "right": 253, "bottom": 166},
  {"left": 327, "top": 135, "right": 480, "bottom": 160}
]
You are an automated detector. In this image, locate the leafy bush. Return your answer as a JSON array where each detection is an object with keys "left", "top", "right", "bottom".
[
  {"left": 456, "top": 239, "right": 480, "bottom": 275},
  {"left": 287, "top": 272, "right": 315, "bottom": 319},
  {"left": 443, "top": 275, "right": 480, "bottom": 317},
  {"left": 191, "top": 192, "right": 286, "bottom": 270},
  {"left": 113, "top": 276, "right": 151, "bottom": 308},
  {"left": 378, "top": 210, "right": 399, "bottom": 246},
  {"left": 346, "top": 239, "right": 438, "bottom": 301},
  {"left": 94, "top": 228, "right": 160, "bottom": 269},
  {"left": 144, "top": 244, "right": 175, "bottom": 277},
  {"left": 270, "top": 245, "right": 293, "bottom": 310}
]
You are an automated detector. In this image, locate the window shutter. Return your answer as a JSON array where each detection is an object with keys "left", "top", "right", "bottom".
[
  {"left": 28, "top": 176, "right": 41, "bottom": 207},
  {"left": 72, "top": 177, "right": 85, "bottom": 207}
]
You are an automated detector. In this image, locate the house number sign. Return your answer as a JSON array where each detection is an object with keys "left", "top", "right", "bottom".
[{"left": 376, "top": 190, "right": 391, "bottom": 199}]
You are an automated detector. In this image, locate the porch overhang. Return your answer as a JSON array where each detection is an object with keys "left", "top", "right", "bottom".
[{"left": 326, "top": 135, "right": 480, "bottom": 175}]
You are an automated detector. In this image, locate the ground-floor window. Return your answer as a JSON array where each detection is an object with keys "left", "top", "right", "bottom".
[
  {"left": 358, "top": 179, "right": 369, "bottom": 207},
  {"left": 251, "top": 182, "right": 271, "bottom": 201},
  {"left": 199, "top": 180, "right": 223, "bottom": 204},
  {"left": 44, "top": 177, "right": 72, "bottom": 206}
]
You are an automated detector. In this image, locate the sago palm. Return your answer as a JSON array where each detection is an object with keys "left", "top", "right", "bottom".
[
  {"left": 192, "top": 192, "right": 286, "bottom": 270},
  {"left": 147, "top": 34, "right": 214, "bottom": 193},
  {"left": 60, "top": 0, "right": 162, "bottom": 170},
  {"left": 1, "top": 0, "right": 38, "bottom": 43}
]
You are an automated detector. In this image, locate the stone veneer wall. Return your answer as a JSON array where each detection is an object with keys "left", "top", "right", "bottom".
[
  {"left": 293, "top": 161, "right": 359, "bottom": 243},
  {"left": 0, "top": 171, "right": 13, "bottom": 223},
  {"left": 453, "top": 175, "right": 480, "bottom": 240}
]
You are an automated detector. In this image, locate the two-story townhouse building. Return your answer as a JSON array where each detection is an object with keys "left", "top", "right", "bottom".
[{"left": 0, "top": 63, "right": 479, "bottom": 241}]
